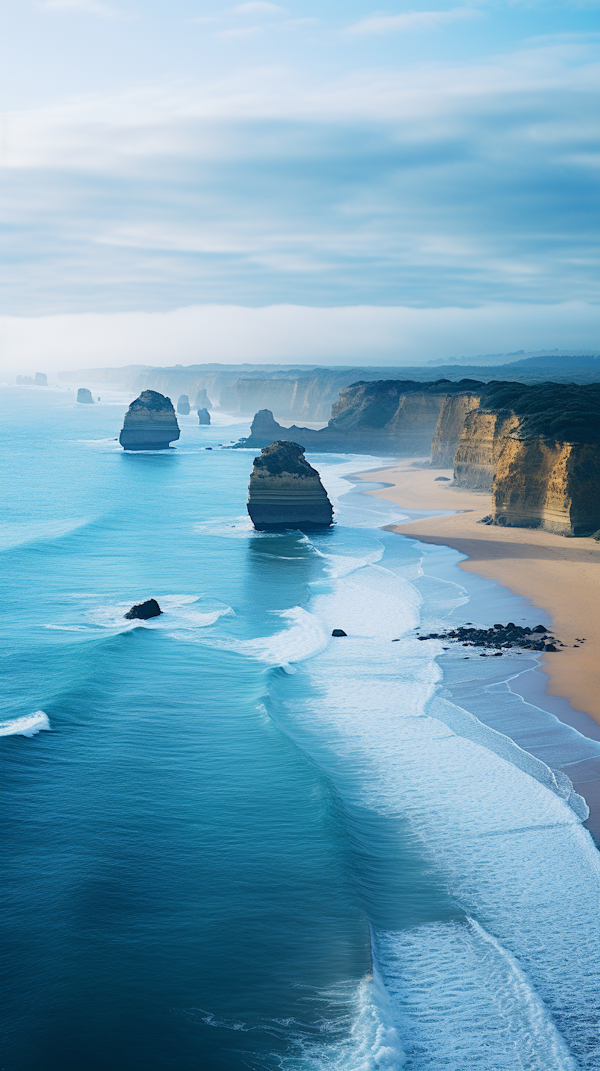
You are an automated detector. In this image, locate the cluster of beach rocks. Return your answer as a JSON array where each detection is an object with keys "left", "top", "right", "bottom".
[{"left": 416, "top": 622, "right": 572, "bottom": 654}]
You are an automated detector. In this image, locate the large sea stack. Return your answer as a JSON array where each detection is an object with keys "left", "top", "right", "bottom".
[
  {"left": 35, "top": 373, "right": 47, "bottom": 386},
  {"left": 177, "top": 395, "right": 190, "bottom": 415},
  {"left": 194, "top": 388, "right": 212, "bottom": 410},
  {"left": 198, "top": 407, "right": 211, "bottom": 425},
  {"left": 247, "top": 441, "right": 333, "bottom": 530},
  {"left": 77, "top": 387, "right": 94, "bottom": 404},
  {"left": 119, "top": 390, "right": 180, "bottom": 450}
]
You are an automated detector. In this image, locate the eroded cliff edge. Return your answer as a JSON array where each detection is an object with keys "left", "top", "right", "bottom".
[{"left": 247, "top": 441, "right": 333, "bottom": 530}]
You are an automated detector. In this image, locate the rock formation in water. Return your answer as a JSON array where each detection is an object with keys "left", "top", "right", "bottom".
[
  {"left": 77, "top": 387, "right": 94, "bottom": 404},
  {"left": 198, "top": 408, "right": 211, "bottom": 425},
  {"left": 16, "top": 375, "right": 35, "bottom": 384},
  {"left": 194, "top": 388, "right": 212, "bottom": 411},
  {"left": 124, "top": 598, "right": 162, "bottom": 620},
  {"left": 177, "top": 395, "right": 190, "bottom": 415},
  {"left": 119, "top": 390, "right": 180, "bottom": 450},
  {"left": 247, "top": 441, "right": 333, "bottom": 530},
  {"left": 34, "top": 373, "right": 47, "bottom": 386}
]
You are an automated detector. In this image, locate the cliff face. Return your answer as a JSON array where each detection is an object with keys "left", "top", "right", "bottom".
[
  {"left": 430, "top": 393, "right": 481, "bottom": 466},
  {"left": 492, "top": 439, "right": 600, "bottom": 536},
  {"left": 453, "top": 409, "right": 520, "bottom": 490},
  {"left": 119, "top": 391, "right": 180, "bottom": 450},
  {"left": 247, "top": 441, "right": 333, "bottom": 530}
]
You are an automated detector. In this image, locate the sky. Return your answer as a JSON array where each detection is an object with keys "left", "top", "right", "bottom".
[{"left": 1, "top": 0, "right": 599, "bottom": 369}]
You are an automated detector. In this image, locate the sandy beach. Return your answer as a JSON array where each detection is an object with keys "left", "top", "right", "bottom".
[{"left": 358, "top": 459, "right": 600, "bottom": 728}]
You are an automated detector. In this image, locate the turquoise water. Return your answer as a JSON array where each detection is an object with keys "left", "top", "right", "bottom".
[{"left": 2, "top": 385, "right": 600, "bottom": 1070}]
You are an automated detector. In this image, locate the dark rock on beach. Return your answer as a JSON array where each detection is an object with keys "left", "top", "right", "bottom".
[
  {"left": 247, "top": 440, "right": 334, "bottom": 530},
  {"left": 124, "top": 599, "right": 162, "bottom": 620},
  {"left": 332, "top": 629, "right": 347, "bottom": 637},
  {"left": 198, "top": 407, "right": 211, "bottom": 425},
  {"left": 416, "top": 621, "right": 563, "bottom": 654},
  {"left": 119, "top": 390, "right": 180, "bottom": 450},
  {"left": 77, "top": 388, "right": 94, "bottom": 404},
  {"left": 177, "top": 395, "right": 190, "bottom": 415}
]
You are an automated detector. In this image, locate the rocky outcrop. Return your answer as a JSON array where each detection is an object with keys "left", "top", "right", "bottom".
[
  {"left": 119, "top": 390, "right": 180, "bottom": 450},
  {"left": 35, "top": 373, "right": 47, "bottom": 386},
  {"left": 247, "top": 441, "right": 333, "bottom": 530},
  {"left": 194, "top": 389, "right": 212, "bottom": 410},
  {"left": 490, "top": 439, "right": 600, "bottom": 536},
  {"left": 124, "top": 598, "right": 162, "bottom": 620},
  {"left": 16, "top": 375, "right": 35, "bottom": 384},
  {"left": 177, "top": 395, "right": 190, "bottom": 415},
  {"left": 198, "top": 408, "right": 211, "bottom": 425},
  {"left": 77, "top": 387, "right": 94, "bottom": 404}
]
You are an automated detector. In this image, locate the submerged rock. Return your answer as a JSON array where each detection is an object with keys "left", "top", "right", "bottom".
[
  {"left": 124, "top": 598, "right": 162, "bottom": 620},
  {"left": 198, "top": 407, "right": 211, "bottom": 425},
  {"left": 177, "top": 394, "right": 190, "bottom": 415},
  {"left": 194, "top": 388, "right": 212, "bottom": 410},
  {"left": 119, "top": 390, "right": 180, "bottom": 450},
  {"left": 247, "top": 440, "right": 334, "bottom": 530},
  {"left": 77, "top": 388, "right": 94, "bottom": 404},
  {"left": 434, "top": 476, "right": 450, "bottom": 481}
]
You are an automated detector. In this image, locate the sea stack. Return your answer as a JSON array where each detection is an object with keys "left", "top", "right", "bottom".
[
  {"left": 247, "top": 440, "right": 333, "bottom": 530},
  {"left": 124, "top": 598, "right": 162, "bottom": 620},
  {"left": 198, "top": 407, "right": 211, "bottom": 425},
  {"left": 177, "top": 395, "right": 190, "bottom": 415},
  {"left": 194, "top": 388, "right": 212, "bottom": 411},
  {"left": 119, "top": 390, "right": 180, "bottom": 450},
  {"left": 35, "top": 373, "right": 47, "bottom": 386},
  {"left": 77, "top": 388, "right": 94, "bottom": 404}
]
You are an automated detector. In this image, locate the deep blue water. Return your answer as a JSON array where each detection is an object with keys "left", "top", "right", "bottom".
[{"left": 2, "top": 385, "right": 600, "bottom": 1071}]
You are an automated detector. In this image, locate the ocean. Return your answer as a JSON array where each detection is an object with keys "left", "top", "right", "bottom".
[{"left": 2, "top": 384, "right": 600, "bottom": 1071}]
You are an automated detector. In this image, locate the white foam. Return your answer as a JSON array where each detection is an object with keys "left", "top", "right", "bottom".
[
  {"left": 84, "top": 594, "right": 233, "bottom": 632},
  {"left": 0, "top": 711, "right": 50, "bottom": 737},
  {"left": 0, "top": 517, "right": 92, "bottom": 551},
  {"left": 182, "top": 606, "right": 328, "bottom": 666}
]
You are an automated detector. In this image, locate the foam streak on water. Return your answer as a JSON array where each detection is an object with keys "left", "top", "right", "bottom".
[{"left": 0, "top": 711, "right": 51, "bottom": 737}]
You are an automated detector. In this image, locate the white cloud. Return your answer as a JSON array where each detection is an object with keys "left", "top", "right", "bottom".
[
  {"left": 2, "top": 302, "right": 598, "bottom": 373},
  {"left": 347, "top": 7, "right": 480, "bottom": 35},
  {"left": 231, "top": 2, "right": 287, "bottom": 13}
]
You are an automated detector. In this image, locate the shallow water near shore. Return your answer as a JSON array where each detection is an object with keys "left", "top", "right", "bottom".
[{"left": 2, "top": 385, "right": 600, "bottom": 1071}]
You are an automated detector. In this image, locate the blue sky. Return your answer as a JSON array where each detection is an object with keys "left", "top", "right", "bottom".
[{"left": 1, "top": 0, "right": 599, "bottom": 365}]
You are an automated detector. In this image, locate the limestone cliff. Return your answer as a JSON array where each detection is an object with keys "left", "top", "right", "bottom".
[
  {"left": 247, "top": 441, "right": 333, "bottom": 530},
  {"left": 492, "top": 439, "right": 600, "bottom": 536},
  {"left": 430, "top": 393, "right": 482, "bottom": 466},
  {"left": 119, "top": 390, "right": 180, "bottom": 450},
  {"left": 198, "top": 408, "right": 211, "bottom": 425},
  {"left": 453, "top": 409, "right": 520, "bottom": 489}
]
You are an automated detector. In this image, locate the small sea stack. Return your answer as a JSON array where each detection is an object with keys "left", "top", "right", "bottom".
[
  {"left": 198, "top": 407, "right": 211, "bottom": 425},
  {"left": 194, "top": 388, "right": 212, "bottom": 411},
  {"left": 119, "top": 390, "right": 180, "bottom": 450},
  {"left": 247, "top": 440, "right": 333, "bottom": 530},
  {"left": 177, "top": 395, "right": 190, "bottom": 415},
  {"left": 77, "top": 388, "right": 94, "bottom": 404},
  {"left": 124, "top": 598, "right": 162, "bottom": 620},
  {"left": 16, "top": 375, "right": 34, "bottom": 384},
  {"left": 35, "top": 373, "right": 47, "bottom": 386}
]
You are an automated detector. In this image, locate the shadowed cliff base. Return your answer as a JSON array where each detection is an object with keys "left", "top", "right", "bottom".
[{"left": 247, "top": 441, "right": 333, "bottom": 531}]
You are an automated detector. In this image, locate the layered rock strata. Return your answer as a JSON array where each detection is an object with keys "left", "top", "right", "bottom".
[
  {"left": 177, "top": 395, "right": 190, "bottom": 415},
  {"left": 430, "top": 392, "right": 482, "bottom": 466},
  {"left": 491, "top": 439, "right": 600, "bottom": 536},
  {"left": 198, "top": 408, "right": 211, "bottom": 425},
  {"left": 119, "top": 390, "right": 180, "bottom": 450},
  {"left": 247, "top": 441, "right": 333, "bottom": 530},
  {"left": 453, "top": 409, "right": 520, "bottom": 489},
  {"left": 77, "top": 388, "right": 94, "bottom": 404}
]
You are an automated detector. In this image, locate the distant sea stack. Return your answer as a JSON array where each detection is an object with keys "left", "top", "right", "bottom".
[
  {"left": 177, "top": 395, "right": 190, "bottom": 415},
  {"left": 16, "top": 375, "right": 35, "bottom": 385},
  {"left": 194, "top": 389, "right": 212, "bottom": 411},
  {"left": 35, "top": 373, "right": 47, "bottom": 386},
  {"left": 198, "top": 407, "right": 211, "bottom": 425},
  {"left": 119, "top": 390, "right": 180, "bottom": 451},
  {"left": 77, "top": 388, "right": 94, "bottom": 404},
  {"left": 247, "top": 441, "right": 333, "bottom": 530}
]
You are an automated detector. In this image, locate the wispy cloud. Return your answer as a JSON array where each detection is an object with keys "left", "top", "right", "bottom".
[
  {"left": 230, "top": 2, "right": 287, "bottom": 14},
  {"left": 40, "top": 0, "right": 121, "bottom": 16},
  {"left": 347, "top": 7, "right": 480, "bottom": 35}
]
